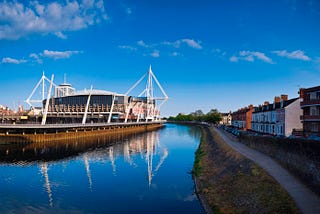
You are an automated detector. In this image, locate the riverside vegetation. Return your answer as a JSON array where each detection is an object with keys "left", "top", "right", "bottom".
[
  {"left": 169, "top": 110, "right": 299, "bottom": 213},
  {"left": 167, "top": 109, "right": 222, "bottom": 124},
  {"left": 193, "top": 126, "right": 298, "bottom": 213}
]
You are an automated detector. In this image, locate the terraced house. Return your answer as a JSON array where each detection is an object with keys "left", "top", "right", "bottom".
[
  {"left": 231, "top": 105, "right": 253, "bottom": 130},
  {"left": 251, "top": 95, "right": 302, "bottom": 136}
]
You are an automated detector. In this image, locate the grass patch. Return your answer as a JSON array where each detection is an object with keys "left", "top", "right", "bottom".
[{"left": 193, "top": 129, "right": 206, "bottom": 177}]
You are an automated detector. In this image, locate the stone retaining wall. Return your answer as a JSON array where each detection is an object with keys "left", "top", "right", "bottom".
[{"left": 239, "top": 133, "right": 320, "bottom": 194}]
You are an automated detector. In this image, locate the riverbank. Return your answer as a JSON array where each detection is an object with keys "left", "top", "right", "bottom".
[
  {"left": 0, "top": 122, "right": 163, "bottom": 143},
  {"left": 193, "top": 125, "right": 299, "bottom": 213}
]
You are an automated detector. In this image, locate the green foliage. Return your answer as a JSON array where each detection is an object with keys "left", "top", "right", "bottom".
[
  {"left": 168, "top": 108, "right": 222, "bottom": 124},
  {"left": 193, "top": 128, "right": 206, "bottom": 177}
]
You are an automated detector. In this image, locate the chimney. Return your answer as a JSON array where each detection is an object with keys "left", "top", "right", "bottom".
[
  {"left": 274, "top": 96, "right": 281, "bottom": 103},
  {"left": 299, "top": 88, "right": 305, "bottom": 99},
  {"left": 281, "top": 94, "right": 288, "bottom": 101}
]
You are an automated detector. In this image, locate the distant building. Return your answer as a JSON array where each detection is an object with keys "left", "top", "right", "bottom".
[
  {"left": 231, "top": 105, "right": 253, "bottom": 130},
  {"left": 251, "top": 95, "right": 302, "bottom": 136},
  {"left": 220, "top": 112, "right": 232, "bottom": 125},
  {"left": 300, "top": 86, "right": 320, "bottom": 137},
  {"left": 0, "top": 105, "right": 12, "bottom": 116},
  {"left": 54, "top": 82, "right": 75, "bottom": 97}
]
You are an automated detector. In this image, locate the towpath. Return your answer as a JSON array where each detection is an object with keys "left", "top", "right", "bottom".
[{"left": 213, "top": 127, "right": 320, "bottom": 214}]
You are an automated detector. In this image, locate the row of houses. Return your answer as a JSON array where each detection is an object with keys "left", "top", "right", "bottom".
[{"left": 220, "top": 86, "right": 320, "bottom": 137}]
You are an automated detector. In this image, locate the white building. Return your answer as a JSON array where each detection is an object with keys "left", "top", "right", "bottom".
[
  {"left": 220, "top": 112, "right": 232, "bottom": 125},
  {"left": 54, "top": 83, "right": 75, "bottom": 97},
  {"left": 251, "top": 95, "right": 302, "bottom": 136}
]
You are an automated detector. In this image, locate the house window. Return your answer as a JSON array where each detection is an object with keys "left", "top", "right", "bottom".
[
  {"left": 310, "top": 92, "right": 316, "bottom": 100},
  {"left": 310, "top": 106, "right": 320, "bottom": 116},
  {"left": 311, "top": 123, "right": 318, "bottom": 132},
  {"left": 309, "top": 92, "right": 320, "bottom": 100}
]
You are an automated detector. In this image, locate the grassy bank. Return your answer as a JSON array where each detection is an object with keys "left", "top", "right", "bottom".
[{"left": 193, "top": 126, "right": 299, "bottom": 213}]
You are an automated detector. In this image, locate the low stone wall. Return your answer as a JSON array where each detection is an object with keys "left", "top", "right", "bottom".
[{"left": 239, "top": 133, "right": 320, "bottom": 194}]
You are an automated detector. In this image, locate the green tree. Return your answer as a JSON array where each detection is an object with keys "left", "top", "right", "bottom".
[
  {"left": 168, "top": 108, "right": 222, "bottom": 123},
  {"left": 204, "top": 109, "right": 222, "bottom": 124}
]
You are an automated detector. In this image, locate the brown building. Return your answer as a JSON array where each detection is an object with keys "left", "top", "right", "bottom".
[
  {"left": 231, "top": 105, "right": 253, "bottom": 130},
  {"left": 300, "top": 86, "right": 320, "bottom": 137}
]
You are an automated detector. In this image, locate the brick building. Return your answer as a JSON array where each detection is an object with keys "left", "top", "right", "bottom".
[
  {"left": 231, "top": 105, "right": 253, "bottom": 130},
  {"left": 300, "top": 86, "right": 320, "bottom": 137}
]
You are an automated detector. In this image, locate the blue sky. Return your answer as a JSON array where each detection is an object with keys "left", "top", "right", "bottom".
[{"left": 0, "top": 0, "right": 320, "bottom": 116}]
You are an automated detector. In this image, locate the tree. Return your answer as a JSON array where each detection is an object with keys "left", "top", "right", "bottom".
[
  {"left": 168, "top": 108, "right": 222, "bottom": 124},
  {"left": 204, "top": 109, "right": 222, "bottom": 124}
]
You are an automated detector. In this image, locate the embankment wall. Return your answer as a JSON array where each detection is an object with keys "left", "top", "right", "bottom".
[
  {"left": 0, "top": 123, "right": 163, "bottom": 143},
  {"left": 239, "top": 133, "right": 320, "bottom": 194}
]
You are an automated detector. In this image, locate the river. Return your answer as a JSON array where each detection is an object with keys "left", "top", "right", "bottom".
[{"left": 0, "top": 123, "right": 204, "bottom": 213}]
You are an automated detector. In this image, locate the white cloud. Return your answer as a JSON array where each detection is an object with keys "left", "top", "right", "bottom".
[
  {"left": 212, "top": 48, "right": 221, "bottom": 53},
  {"left": 150, "top": 50, "right": 160, "bottom": 58},
  {"left": 230, "top": 51, "right": 274, "bottom": 64},
  {"left": 163, "top": 39, "right": 202, "bottom": 49},
  {"left": 1, "top": 57, "right": 27, "bottom": 64},
  {"left": 170, "top": 52, "right": 182, "bottom": 57},
  {"left": 240, "top": 51, "right": 273, "bottom": 63},
  {"left": 2, "top": 50, "right": 80, "bottom": 64},
  {"left": 118, "top": 45, "right": 137, "bottom": 51},
  {"left": 29, "top": 53, "right": 42, "bottom": 64},
  {"left": 272, "top": 50, "right": 311, "bottom": 61},
  {"left": 137, "top": 40, "right": 150, "bottom": 48},
  {"left": 54, "top": 31, "right": 67, "bottom": 39},
  {"left": 0, "top": 0, "right": 108, "bottom": 40},
  {"left": 42, "top": 50, "right": 82, "bottom": 59},
  {"left": 126, "top": 7, "right": 132, "bottom": 15},
  {"left": 229, "top": 56, "right": 239, "bottom": 62},
  {"left": 180, "top": 39, "right": 202, "bottom": 49},
  {"left": 119, "top": 38, "right": 202, "bottom": 58},
  {"left": 212, "top": 48, "right": 227, "bottom": 58}
]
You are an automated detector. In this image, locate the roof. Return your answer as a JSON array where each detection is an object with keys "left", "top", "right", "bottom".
[
  {"left": 74, "top": 89, "right": 125, "bottom": 96},
  {"left": 301, "top": 85, "right": 320, "bottom": 92},
  {"left": 283, "top": 97, "right": 299, "bottom": 107},
  {"left": 253, "top": 97, "right": 299, "bottom": 113}
]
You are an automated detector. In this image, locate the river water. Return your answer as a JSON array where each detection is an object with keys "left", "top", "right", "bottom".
[{"left": 0, "top": 124, "right": 204, "bottom": 213}]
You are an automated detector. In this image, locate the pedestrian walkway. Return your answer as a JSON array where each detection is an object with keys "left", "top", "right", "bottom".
[{"left": 214, "top": 127, "right": 320, "bottom": 214}]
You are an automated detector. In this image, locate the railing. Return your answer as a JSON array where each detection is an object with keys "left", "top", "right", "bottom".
[
  {"left": 300, "top": 115, "right": 320, "bottom": 121},
  {"left": 301, "top": 100, "right": 320, "bottom": 107}
]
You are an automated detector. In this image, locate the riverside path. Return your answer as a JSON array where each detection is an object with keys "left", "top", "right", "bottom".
[{"left": 213, "top": 127, "right": 320, "bottom": 214}]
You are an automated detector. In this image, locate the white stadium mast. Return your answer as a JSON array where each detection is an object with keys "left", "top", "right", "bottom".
[
  {"left": 125, "top": 65, "right": 168, "bottom": 121},
  {"left": 25, "top": 72, "right": 60, "bottom": 109}
]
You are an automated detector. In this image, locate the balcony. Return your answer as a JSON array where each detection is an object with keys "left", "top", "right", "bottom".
[
  {"left": 301, "top": 115, "right": 320, "bottom": 121},
  {"left": 301, "top": 99, "right": 320, "bottom": 107}
]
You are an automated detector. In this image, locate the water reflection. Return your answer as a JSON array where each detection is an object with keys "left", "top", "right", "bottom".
[
  {"left": 83, "top": 154, "right": 93, "bottom": 190},
  {"left": 0, "top": 131, "right": 163, "bottom": 165},
  {"left": 40, "top": 163, "right": 53, "bottom": 207},
  {"left": 0, "top": 131, "right": 169, "bottom": 207},
  {"left": 0, "top": 124, "right": 204, "bottom": 213}
]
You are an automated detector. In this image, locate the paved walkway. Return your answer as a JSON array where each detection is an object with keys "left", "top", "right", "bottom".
[{"left": 213, "top": 127, "right": 320, "bottom": 214}]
